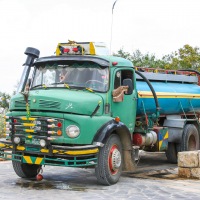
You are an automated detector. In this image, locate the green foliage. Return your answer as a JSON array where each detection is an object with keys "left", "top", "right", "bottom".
[
  {"left": 0, "top": 92, "right": 10, "bottom": 111},
  {"left": 0, "top": 114, "right": 5, "bottom": 138},
  {"left": 0, "top": 92, "right": 10, "bottom": 137},
  {"left": 114, "top": 44, "right": 200, "bottom": 70},
  {"left": 166, "top": 44, "right": 200, "bottom": 70},
  {"left": 114, "top": 48, "right": 167, "bottom": 68}
]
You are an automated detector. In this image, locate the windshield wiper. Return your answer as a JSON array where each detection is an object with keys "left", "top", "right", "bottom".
[
  {"left": 85, "top": 87, "right": 94, "bottom": 93},
  {"left": 50, "top": 82, "right": 70, "bottom": 89},
  {"left": 31, "top": 84, "right": 47, "bottom": 89},
  {"left": 50, "top": 82, "right": 64, "bottom": 85}
]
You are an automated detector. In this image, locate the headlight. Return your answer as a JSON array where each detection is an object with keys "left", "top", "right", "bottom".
[
  {"left": 40, "top": 139, "right": 46, "bottom": 147},
  {"left": 66, "top": 125, "right": 80, "bottom": 138},
  {"left": 14, "top": 136, "right": 21, "bottom": 144}
]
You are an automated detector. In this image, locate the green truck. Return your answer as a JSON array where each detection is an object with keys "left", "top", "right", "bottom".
[{"left": 0, "top": 41, "right": 200, "bottom": 185}]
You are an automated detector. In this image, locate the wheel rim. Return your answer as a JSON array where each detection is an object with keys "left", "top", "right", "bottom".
[
  {"left": 108, "top": 144, "right": 121, "bottom": 175},
  {"left": 188, "top": 135, "right": 196, "bottom": 150}
]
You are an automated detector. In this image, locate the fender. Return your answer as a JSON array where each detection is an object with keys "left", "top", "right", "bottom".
[
  {"left": 93, "top": 119, "right": 136, "bottom": 171},
  {"left": 93, "top": 119, "right": 131, "bottom": 146}
]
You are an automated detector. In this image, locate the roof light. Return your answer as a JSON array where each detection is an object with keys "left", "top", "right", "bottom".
[
  {"left": 72, "top": 47, "right": 79, "bottom": 52},
  {"left": 63, "top": 48, "right": 70, "bottom": 53}
]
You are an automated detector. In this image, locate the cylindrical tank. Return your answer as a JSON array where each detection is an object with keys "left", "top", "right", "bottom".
[{"left": 136, "top": 80, "right": 200, "bottom": 116}]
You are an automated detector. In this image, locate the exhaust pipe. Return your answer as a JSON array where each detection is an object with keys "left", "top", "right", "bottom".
[{"left": 17, "top": 47, "right": 40, "bottom": 93}]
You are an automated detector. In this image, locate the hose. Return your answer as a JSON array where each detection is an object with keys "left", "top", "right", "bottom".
[{"left": 134, "top": 69, "right": 160, "bottom": 113}]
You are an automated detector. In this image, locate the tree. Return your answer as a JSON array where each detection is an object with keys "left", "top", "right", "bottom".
[
  {"left": 0, "top": 92, "right": 11, "bottom": 114},
  {"left": 114, "top": 44, "right": 200, "bottom": 71},
  {"left": 114, "top": 48, "right": 168, "bottom": 68},
  {"left": 166, "top": 44, "right": 200, "bottom": 70},
  {"left": 0, "top": 92, "right": 11, "bottom": 137}
]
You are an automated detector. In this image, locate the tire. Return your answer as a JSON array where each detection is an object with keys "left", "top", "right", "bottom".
[
  {"left": 181, "top": 124, "right": 200, "bottom": 151},
  {"left": 95, "top": 134, "right": 122, "bottom": 185},
  {"left": 166, "top": 142, "right": 178, "bottom": 164},
  {"left": 12, "top": 159, "right": 41, "bottom": 178}
]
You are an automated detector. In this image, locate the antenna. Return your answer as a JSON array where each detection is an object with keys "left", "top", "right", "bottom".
[{"left": 110, "top": 0, "right": 119, "bottom": 55}]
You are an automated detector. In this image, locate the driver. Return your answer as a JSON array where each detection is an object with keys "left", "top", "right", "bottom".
[{"left": 59, "top": 69, "right": 68, "bottom": 82}]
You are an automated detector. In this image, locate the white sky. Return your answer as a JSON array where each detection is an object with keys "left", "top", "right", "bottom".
[{"left": 0, "top": 0, "right": 200, "bottom": 94}]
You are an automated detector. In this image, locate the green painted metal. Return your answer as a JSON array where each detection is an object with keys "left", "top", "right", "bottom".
[
  {"left": 0, "top": 151, "right": 97, "bottom": 167},
  {"left": 2, "top": 54, "right": 141, "bottom": 168}
]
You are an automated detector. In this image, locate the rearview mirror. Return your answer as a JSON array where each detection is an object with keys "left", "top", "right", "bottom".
[{"left": 122, "top": 79, "right": 133, "bottom": 95}]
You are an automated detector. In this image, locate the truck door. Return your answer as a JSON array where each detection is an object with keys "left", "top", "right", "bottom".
[{"left": 111, "top": 69, "right": 137, "bottom": 132}]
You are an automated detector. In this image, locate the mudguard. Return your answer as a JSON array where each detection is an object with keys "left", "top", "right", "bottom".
[
  {"left": 93, "top": 119, "right": 131, "bottom": 145},
  {"left": 93, "top": 119, "right": 136, "bottom": 171}
]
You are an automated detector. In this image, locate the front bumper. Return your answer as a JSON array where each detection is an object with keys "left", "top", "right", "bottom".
[{"left": 0, "top": 140, "right": 99, "bottom": 167}]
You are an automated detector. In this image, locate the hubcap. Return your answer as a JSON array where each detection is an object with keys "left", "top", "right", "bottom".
[
  {"left": 109, "top": 145, "right": 121, "bottom": 175},
  {"left": 112, "top": 148, "right": 121, "bottom": 169}
]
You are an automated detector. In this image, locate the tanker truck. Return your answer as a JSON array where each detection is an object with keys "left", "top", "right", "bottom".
[{"left": 0, "top": 41, "right": 200, "bottom": 186}]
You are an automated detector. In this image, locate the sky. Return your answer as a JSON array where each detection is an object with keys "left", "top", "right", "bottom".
[{"left": 1, "top": 0, "right": 200, "bottom": 94}]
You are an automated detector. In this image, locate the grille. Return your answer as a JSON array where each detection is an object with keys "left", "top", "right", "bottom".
[
  {"left": 15, "top": 100, "right": 30, "bottom": 107},
  {"left": 39, "top": 100, "right": 61, "bottom": 109}
]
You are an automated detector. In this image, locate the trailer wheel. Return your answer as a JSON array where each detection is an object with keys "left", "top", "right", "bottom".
[
  {"left": 95, "top": 134, "right": 122, "bottom": 185},
  {"left": 181, "top": 124, "right": 200, "bottom": 151},
  {"left": 166, "top": 142, "right": 178, "bottom": 164},
  {"left": 12, "top": 156, "right": 41, "bottom": 178}
]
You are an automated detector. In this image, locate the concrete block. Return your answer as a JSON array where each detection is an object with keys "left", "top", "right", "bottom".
[
  {"left": 199, "top": 151, "right": 200, "bottom": 167},
  {"left": 178, "top": 167, "right": 191, "bottom": 178},
  {"left": 191, "top": 168, "right": 200, "bottom": 179},
  {"left": 178, "top": 151, "right": 199, "bottom": 168}
]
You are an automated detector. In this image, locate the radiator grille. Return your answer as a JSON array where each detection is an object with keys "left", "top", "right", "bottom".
[
  {"left": 39, "top": 100, "right": 61, "bottom": 109},
  {"left": 15, "top": 100, "right": 30, "bottom": 107}
]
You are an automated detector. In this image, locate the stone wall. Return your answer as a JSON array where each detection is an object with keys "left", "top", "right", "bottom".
[{"left": 178, "top": 150, "right": 200, "bottom": 179}]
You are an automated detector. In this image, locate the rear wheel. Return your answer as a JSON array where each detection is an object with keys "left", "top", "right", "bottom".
[
  {"left": 166, "top": 142, "right": 178, "bottom": 164},
  {"left": 12, "top": 155, "right": 41, "bottom": 178},
  {"left": 95, "top": 134, "right": 122, "bottom": 185},
  {"left": 166, "top": 124, "right": 200, "bottom": 164},
  {"left": 181, "top": 124, "right": 200, "bottom": 151}
]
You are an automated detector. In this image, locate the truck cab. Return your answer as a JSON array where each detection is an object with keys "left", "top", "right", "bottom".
[{"left": 0, "top": 41, "right": 138, "bottom": 185}]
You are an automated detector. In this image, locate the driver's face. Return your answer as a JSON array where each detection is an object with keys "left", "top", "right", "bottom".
[{"left": 59, "top": 71, "right": 67, "bottom": 82}]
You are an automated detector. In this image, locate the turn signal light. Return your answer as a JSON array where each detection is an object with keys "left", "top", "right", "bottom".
[
  {"left": 57, "top": 130, "right": 62, "bottom": 136},
  {"left": 115, "top": 116, "right": 120, "bottom": 123}
]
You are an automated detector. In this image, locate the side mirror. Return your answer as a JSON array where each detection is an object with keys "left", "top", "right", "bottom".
[{"left": 122, "top": 79, "right": 133, "bottom": 95}]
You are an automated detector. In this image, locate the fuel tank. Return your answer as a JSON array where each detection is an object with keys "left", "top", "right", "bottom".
[{"left": 136, "top": 72, "right": 200, "bottom": 116}]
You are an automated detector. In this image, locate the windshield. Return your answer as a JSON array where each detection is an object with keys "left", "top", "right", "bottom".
[{"left": 31, "top": 62, "right": 109, "bottom": 92}]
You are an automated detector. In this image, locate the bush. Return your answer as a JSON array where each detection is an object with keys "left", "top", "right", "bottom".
[{"left": 0, "top": 114, "right": 5, "bottom": 138}]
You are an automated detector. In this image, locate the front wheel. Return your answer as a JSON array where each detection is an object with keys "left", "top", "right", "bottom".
[
  {"left": 95, "top": 134, "right": 122, "bottom": 185},
  {"left": 12, "top": 157, "right": 41, "bottom": 178}
]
